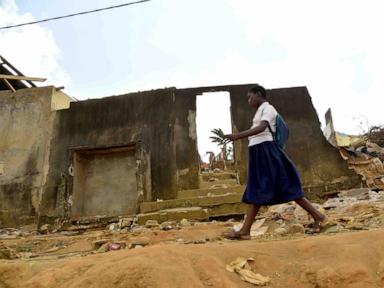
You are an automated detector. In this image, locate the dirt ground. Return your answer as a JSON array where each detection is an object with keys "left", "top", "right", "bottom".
[
  {"left": 1, "top": 224, "right": 384, "bottom": 288},
  {"left": 1, "top": 189, "right": 384, "bottom": 288}
]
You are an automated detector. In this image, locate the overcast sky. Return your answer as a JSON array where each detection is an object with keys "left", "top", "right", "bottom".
[{"left": 1, "top": 0, "right": 383, "bottom": 159}]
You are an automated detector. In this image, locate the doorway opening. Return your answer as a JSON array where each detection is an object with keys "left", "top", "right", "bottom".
[{"left": 196, "top": 92, "right": 234, "bottom": 173}]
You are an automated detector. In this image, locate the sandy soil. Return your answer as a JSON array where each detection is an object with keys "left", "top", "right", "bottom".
[{"left": 1, "top": 225, "right": 384, "bottom": 288}]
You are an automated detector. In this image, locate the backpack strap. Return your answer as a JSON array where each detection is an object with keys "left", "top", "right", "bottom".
[{"left": 261, "top": 105, "right": 275, "bottom": 137}]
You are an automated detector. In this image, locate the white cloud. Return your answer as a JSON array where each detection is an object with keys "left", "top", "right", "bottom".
[
  {"left": 220, "top": 0, "right": 384, "bottom": 134},
  {"left": 0, "top": 0, "right": 70, "bottom": 87}
]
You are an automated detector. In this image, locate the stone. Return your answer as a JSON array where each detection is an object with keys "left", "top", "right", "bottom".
[
  {"left": 160, "top": 221, "right": 176, "bottom": 231},
  {"left": 179, "top": 218, "right": 191, "bottom": 227},
  {"left": 97, "top": 243, "right": 110, "bottom": 253},
  {"left": 119, "top": 217, "right": 133, "bottom": 229},
  {"left": 39, "top": 224, "right": 51, "bottom": 234},
  {"left": 0, "top": 242, "right": 17, "bottom": 259},
  {"left": 345, "top": 222, "right": 367, "bottom": 230},
  {"left": 108, "top": 223, "right": 120, "bottom": 231},
  {"left": 194, "top": 239, "right": 207, "bottom": 244},
  {"left": 324, "top": 224, "right": 342, "bottom": 234},
  {"left": 323, "top": 197, "right": 357, "bottom": 210},
  {"left": 92, "top": 239, "right": 109, "bottom": 250},
  {"left": 145, "top": 220, "right": 160, "bottom": 228},
  {"left": 288, "top": 223, "right": 305, "bottom": 234},
  {"left": 131, "top": 237, "right": 150, "bottom": 247},
  {"left": 338, "top": 188, "right": 370, "bottom": 199},
  {"left": 274, "top": 227, "right": 288, "bottom": 236},
  {"left": 208, "top": 177, "right": 219, "bottom": 182}
]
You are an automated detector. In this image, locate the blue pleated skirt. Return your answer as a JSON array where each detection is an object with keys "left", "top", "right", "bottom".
[{"left": 242, "top": 141, "right": 304, "bottom": 205}]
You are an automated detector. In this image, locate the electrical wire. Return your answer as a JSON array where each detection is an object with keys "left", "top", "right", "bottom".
[{"left": 0, "top": 0, "right": 151, "bottom": 30}]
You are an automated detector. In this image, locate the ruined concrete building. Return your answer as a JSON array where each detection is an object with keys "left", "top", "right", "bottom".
[{"left": 0, "top": 59, "right": 362, "bottom": 227}]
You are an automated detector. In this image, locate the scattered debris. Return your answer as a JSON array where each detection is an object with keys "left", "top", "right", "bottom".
[
  {"left": 160, "top": 221, "right": 176, "bottom": 231},
  {"left": 179, "top": 218, "right": 191, "bottom": 227},
  {"left": 39, "top": 224, "right": 51, "bottom": 234},
  {"left": 226, "top": 257, "right": 271, "bottom": 286},
  {"left": 0, "top": 241, "right": 17, "bottom": 259},
  {"left": 130, "top": 237, "right": 150, "bottom": 247},
  {"left": 145, "top": 220, "right": 160, "bottom": 228},
  {"left": 340, "top": 140, "right": 384, "bottom": 190},
  {"left": 96, "top": 241, "right": 126, "bottom": 253}
]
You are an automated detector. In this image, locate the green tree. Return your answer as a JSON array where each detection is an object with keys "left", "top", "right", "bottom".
[{"left": 209, "top": 128, "right": 230, "bottom": 170}]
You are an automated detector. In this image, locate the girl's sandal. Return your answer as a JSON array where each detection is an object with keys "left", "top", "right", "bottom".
[
  {"left": 306, "top": 218, "right": 328, "bottom": 234},
  {"left": 222, "top": 230, "right": 251, "bottom": 240}
]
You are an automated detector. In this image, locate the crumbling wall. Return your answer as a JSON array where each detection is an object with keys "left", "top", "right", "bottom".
[
  {"left": 41, "top": 88, "right": 179, "bottom": 220},
  {"left": 230, "top": 85, "right": 361, "bottom": 199},
  {"left": 0, "top": 86, "right": 60, "bottom": 227},
  {"left": 2, "top": 84, "right": 362, "bottom": 227}
]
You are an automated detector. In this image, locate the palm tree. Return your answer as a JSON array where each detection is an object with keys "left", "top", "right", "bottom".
[{"left": 209, "top": 128, "right": 230, "bottom": 171}]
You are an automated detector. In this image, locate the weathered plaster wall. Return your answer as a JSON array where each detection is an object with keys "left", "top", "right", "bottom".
[
  {"left": 41, "top": 88, "right": 179, "bottom": 219},
  {"left": 173, "top": 89, "right": 200, "bottom": 191},
  {"left": 0, "top": 86, "right": 60, "bottom": 226}
]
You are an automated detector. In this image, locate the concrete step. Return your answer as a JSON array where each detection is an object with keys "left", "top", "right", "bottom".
[
  {"left": 200, "top": 172, "right": 237, "bottom": 181},
  {"left": 140, "top": 192, "right": 244, "bottom": 214},
  {"left": 199, "top": 179, "right": 239, "bottom": 189},
  {"left": 177, "top": 185, "right": 245, "bottom": 199},
  {"left": 136, "top": 203, "right": 247, "bottom": 225},
  {"left": 137, "top": 207, "right": 209, "bottom": 225}
]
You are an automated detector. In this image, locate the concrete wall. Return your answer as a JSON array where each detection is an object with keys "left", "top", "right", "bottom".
[
  {"left": 1, "top": 84, "right": 361, "bottom": 227},
  {"left": 41, "top": 88, "right": 179, "bottom": 220},
  {"left": 0, "top": 86, "right": 66, "bottom": 226}
]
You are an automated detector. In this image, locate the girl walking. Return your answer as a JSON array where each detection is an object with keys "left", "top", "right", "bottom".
[{"left": 223, "top": 85, "right": 327, "bottom": 239}]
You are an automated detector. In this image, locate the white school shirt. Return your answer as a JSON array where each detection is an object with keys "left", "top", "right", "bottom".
[{"left": 248, "top": 102, "right": 277, "bottom": 147}]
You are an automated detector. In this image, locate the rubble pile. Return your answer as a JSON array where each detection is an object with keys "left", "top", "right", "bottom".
[
  {"left": 249, "top": 187, "right": 384, "bottom": 237},
  {"left": 339, "top": 139, "right": 384, "bottom": 190},
  {"left": 0, "top": 187, "right": 383, "bottom": 261}
]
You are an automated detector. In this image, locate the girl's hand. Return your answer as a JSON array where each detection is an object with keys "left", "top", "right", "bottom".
[{"left": 224, "top": 134, "right": 239, "bottom": 141}]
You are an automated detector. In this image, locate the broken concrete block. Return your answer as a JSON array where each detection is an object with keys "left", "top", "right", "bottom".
[
  {"left": 131, "top": 237, "right": 150, "bottom": 247},
  {"left": 193, "top": 239, "right": 207, "bottom": 244},
  {"left": 108, "top": 223, "right": 120, "bottom": 231},
  {"left": 338, "top": 188, "right": 370, "bottom": 199},
  {"left": 179, "top": 218, "right": 191, "bottom": 227},
  {"left": 274, "top": 227, "right": 288, "bottom": 236},
  {"left": 39, "top": 224, "right": 51, "bottom": 234},
  {"left": 145, "top": 220, "right": 160, "bottom": 228},
  {"left": 323, "top": 197, "right": 357, "bottom": 209},
  {"left": 118, "top": 217, "right": 133, "bottom": 229}
]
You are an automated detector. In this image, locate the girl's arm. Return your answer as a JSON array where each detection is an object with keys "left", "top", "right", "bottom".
[{"left": 224, "top": 120, "right": 269, "bottom": 141}]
